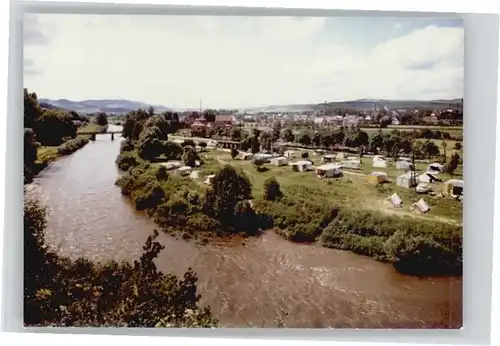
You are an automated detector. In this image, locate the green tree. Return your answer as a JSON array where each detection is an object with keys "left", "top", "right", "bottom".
[
  {"left": 312, "top": 132, "right": 323, "bottom": 147},
  {"left": 182, "top": 146, "right": 198, "bottom": 167},
  {"left": 163, "top": 141, "right": 182, "bottom": 160},
  {"left": 272, "top": 123, "right": 282, "bottom": 142},
  {"left": 36, "top": 110, "right": 77, "bottom": 146},
  {"left": 446, "top": 152, "right": 460, "bottom": 175},
  {"left": 231, "top": 148, "right": 239, "bottom": 160},
  {"left": 282, "top": 129, "right": 294, "bottom": 143},
  {"left": 298, "top": 133, "right": 311, "bottom": 146},
  {"left": 263, "top": 177, "right": 283, "bottom": 201},
  {"left": 24, "top": 89, "right": 43, "bottom": 130},
  {"left": 205, "top": 166, "right": 252, "bottom": 221},
  {"left": 95, "top": 112, "right": 108, "bottom": 126},
  {"left": 423, "top": 140, "right": 440, "bottom": 160},
  {"left": 137, "top": 126, "right": 165, "bottom": 160},
  {"left": 353, "top": 130, "right": 369, "bottom": 148},
  {"left": 250, "top": 137, "right": 260, "bottom": 154},
  {"left": 332, "top": 128, "right": 345, "bottom": 147},
  {"left": 23, "top": 198, "right": 217, "bottom": 327},
  {"left": 231, "top": 127, "right": 242, "bottom": 141}
]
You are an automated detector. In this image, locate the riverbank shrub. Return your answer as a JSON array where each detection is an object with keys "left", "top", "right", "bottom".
[
  {"left": 57, "top": 137, "right": 90, "bottom": 156},
  {"left": 116, "top": 151, "right": 141, "bottom": 172},
  {"left": 24, "top": 197, "right": 217, "bottom": 327},
  {"left": 318, "top": 209, "right": 462, "bottom": 275},
  {"left": 253, "top": 199, "right": 338, "bottom": 243}
]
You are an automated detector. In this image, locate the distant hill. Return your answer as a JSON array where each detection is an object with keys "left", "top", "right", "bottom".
[
  {"left": 39, "top": 98, "right": 171, "bottom": 115},
  {"left": 242, "top": 99, "right": 463, "bottom": 113}
]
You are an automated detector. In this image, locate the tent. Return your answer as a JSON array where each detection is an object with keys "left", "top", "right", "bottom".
[
  {"left": 270, "top": 156, "right": 288, "bottom": 166},
  {"left": 412, "top": 198, "right": 430, "bottom": 213},
  {"left": 427, "top": 163, "right": 445, "bottom": 173},
  {"left": 367, "top": 172, "right": 389, "bottom": 184},
  {"left": 284, "top": 150, "right": 295, "bottom": 159},
  {"left": 239, "top": 152, "right": 254, "bottom": 160},
  {"left": 418, "top": 172, "right": 440, "bottom": 183},
  {"left": 396, "top": 172, "right": 419, "bottom": 188},
  {"left": 373, "top": 159, "right": 388, "bottom": 168},
  {"left": 443, "top": 179, "right": 464, "bottom": 197},
  {"left": 396, "top": 160, "right": 413, "bottom": 170},
  {"left": 373, "top": 155, "right": 385, "bottom": 162},
  {"left": 321, "top": 154, "right": 336, "bottom": 163},
  {"left": 341, "top": 159, "right": 361, "bottom": 170},
  {"left": 290, "top": 160, "right": 313, "bottom": 172},
  {"left": 390, "top": 193, "right": 402, "bottom": 207},
  {"left": 316, "top": 163, "right": 342, "bottom": 178}
]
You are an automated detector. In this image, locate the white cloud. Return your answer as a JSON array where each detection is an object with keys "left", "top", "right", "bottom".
[
  {"left": 24, "top": 15, "right": 463, "bottom": 108},
  {"left": 392, "top": 22, "right": 402, "bottom": 30}
]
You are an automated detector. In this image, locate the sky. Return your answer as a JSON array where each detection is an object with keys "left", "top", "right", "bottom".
[{"left": 24, "top": 14, "right": 464, "bottom": 109}]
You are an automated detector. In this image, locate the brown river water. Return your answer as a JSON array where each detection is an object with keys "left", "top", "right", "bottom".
[{"left": 25, "top": 125, "right": 462, "bottom": 328}]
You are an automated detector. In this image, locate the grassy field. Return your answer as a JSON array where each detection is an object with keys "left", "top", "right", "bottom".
[
  {"left": 194, "top": 149, "right": 463, "bottom": 225},
  {"left": 77, "top": 123, "right": 106, "bottom": 134}
]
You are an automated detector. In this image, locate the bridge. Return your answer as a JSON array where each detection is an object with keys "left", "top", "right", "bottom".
[{"left": 78, "top": 131, "right": 122, "bottom": 141}]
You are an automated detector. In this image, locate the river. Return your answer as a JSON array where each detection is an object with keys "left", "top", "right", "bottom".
[{"left": 25, "top": 125, "right": 462, "bottom": 328}]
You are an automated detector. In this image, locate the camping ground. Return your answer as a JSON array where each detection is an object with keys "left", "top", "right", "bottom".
[{"left": 189, "top": 147, "right": 463, "bottom": 226}]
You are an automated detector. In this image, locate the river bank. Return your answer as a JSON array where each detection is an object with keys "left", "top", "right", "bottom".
[
  {"left": 27, "top": 124, "right": 108, "bottom": 183},
  {"left": 115, "top": 138, "right": 462, "bottom": 277},
  {"left": 25, "top": 132, "right": 462, "bottom": 328}
]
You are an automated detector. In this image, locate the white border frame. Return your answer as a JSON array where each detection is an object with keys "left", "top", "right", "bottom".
[{"left": 1, "top": 1, "right": 498, "bottom": 345}]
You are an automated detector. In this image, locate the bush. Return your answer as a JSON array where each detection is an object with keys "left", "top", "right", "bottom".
[
  {"left": 57, "top": 137, "right": 89, "bottom": 156},
  {"left": 182, "top": 146, "right": 198, "bottom": 167},
  {"left": 182, "top": 139, "right": 196, "bottom": 147},
  {"left": 23, "top": 198, "right": 217, "bottom": 327},
  {"left": 120, "top": 139, "right": 135, "bottom": 152},
  {"left": 231, "top": 148, "right": 238, "bottom": 159},
  {"left": 263, "top": 177, "right": 283, "bottom": 201},
  {"left": 116, "top": 151, "right": 140, "bottom": 172}
]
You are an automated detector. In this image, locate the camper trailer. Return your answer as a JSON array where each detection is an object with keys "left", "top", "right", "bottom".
[
  {"left": 373, "top": 159, "right": 388, "bottom": 168},
  {"left": 341, "top": 159, "right": 361, "bottom": 170},
  {"left": 316, "top": 163, "right": 342, "bottom": 179},
  {"left": 160, "top": 161, "right": 182, "bottom": 171},
  {"left": 418, "top": 172, "right": 440, "bottom": 183},
  {"left": 290, "top": 160, "right": 313, "bottom": 172},
  {"left": 368, "top": 172, "right": 389, "bottom": 184},
  {"left": 443, "top": 179, "right": 464, "bottom": 197},
  {"left": 396, "top": 160, "right": 414, "bottom": 170},
  {"left": 270, "top": 156, "right": 288, "bottom": 166},
  {"left": 396, "top": 172, "right": 419, "bottom": 188},
  {"left": 176, "top": 166, "right": 192, "bottom": 176},
  {"left": 321, "top": 154, "right": 336, "bottom": 163},
  {"left": 427, "top": 163, "right": 445, "bottom": 173},
  {"left": 239, "top": 152, "right": 254, "bottom": 160}
]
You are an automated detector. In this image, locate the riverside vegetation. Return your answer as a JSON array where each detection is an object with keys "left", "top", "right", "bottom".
[
  {"left": 24, "top": 92, "right": 217, "bottom": 327},
  {"left": 24, "top": 89, "right": 108, "bottom": 183},
  {"left": 115, "top": 110, "right": 463, "bottom": 277}
]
